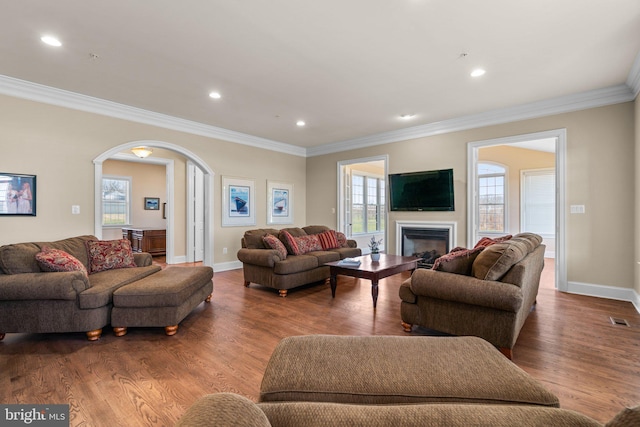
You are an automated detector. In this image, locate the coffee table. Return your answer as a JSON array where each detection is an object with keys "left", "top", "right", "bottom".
[{"left": 326, "top": 254, "right": 418, "bottom": 308}]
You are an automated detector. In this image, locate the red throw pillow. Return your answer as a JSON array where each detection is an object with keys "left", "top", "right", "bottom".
[
  {"left": 317, "top": 230, "right": 340, "bottom": 250},
  {"left": 473, "top": 235, "right": 512, "bottom": 249},
  {"left": 293, "top": 235, "right": 323, "bottom": 255},
  {"left": 35, "top": 246, "right": 88, "bottom": 276},
  {"left": 279, "top": 230, "right": 300, "bottom": 255},
  {"left": 432, "top": 246, "right": 485, "bottom": 275},
  {"left": 336, "top": 232, "right": 348, "bottom": 248},
  {"left": 263, "top": 234, "right": 287, "bottom": 260},
  {"left": 86, "top": 239, "right": 137, "bottom": 274}
]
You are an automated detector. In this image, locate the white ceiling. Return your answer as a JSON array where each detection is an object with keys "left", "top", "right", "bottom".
[{"left": 1, "top": 1, "right": 639, "bottom": 152}]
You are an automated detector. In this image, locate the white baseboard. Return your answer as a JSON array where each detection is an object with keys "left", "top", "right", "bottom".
[
  {"left": 566, "top": 281, "right": 640, "bottom": 315},
  {"left": 213, "top": 260, "right": 242, "bottom": 273}
]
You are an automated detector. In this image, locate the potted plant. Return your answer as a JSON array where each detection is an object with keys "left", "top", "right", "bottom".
[{"left": 368, "top": 236, "right": 383, "bottom": 261}]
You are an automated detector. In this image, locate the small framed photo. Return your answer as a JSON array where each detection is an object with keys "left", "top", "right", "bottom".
[
  {"left": 222, "top": 176, "right": 256, "bottom": 227},
  {"left": 267, "top": 181, "right": 293, "bottom": 225},
  {"left": 0, "top": 173, "right": 36, "bottom": 216},
  {"left": 144, "top": 197, "right": 160, "bottom": 210}
]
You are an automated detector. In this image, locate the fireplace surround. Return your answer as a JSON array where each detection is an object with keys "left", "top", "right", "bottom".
[{"left": 395, "top": 221, "right": 457, "bottom": 268}]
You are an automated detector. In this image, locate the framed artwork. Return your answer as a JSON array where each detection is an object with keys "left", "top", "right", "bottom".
[
  {"left": 267, "top": 181, "right": 293, "bottom": 225},
  {"left": 222, "top": 176, "right": 256, "bottom": 226},
  {"left": 0, "top": 173, "right": 36, "bottom": 216},
  {"left": 144, "top": 197, "right": 160, "bottom": 210}
]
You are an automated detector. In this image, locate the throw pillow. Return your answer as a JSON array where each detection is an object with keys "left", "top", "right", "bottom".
[
  {"left": 471, "top": 240, "right": 529, "bottom": 281},
  {"left": 263, "top": 234, "right": 287, "bottom": 260},
  {"left": 292, "top": 234, "right": 323, "bottom": 255},
  {"left": 473, "top": 234, "right": 513, "bottom": 249},
  {"left": 317, "top": 230, "right": 340, "bottom": 250},
  {"left": 336, "top": 232, "right": 348, "bottom": 248},
  {"left": 86, "top": 239, "right": 137, "bottom": 274},
  {"left": 35, "top": 246, "right": 88, "bottom": 276},
  {"left": 432, "top": 246, "right": 484, "bottom": 275},
  {"left": 279, "top": 230, "right": 300, "bottom": 255}
]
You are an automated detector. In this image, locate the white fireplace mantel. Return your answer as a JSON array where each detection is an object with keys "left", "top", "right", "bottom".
[{"left": 395, "top": 221, "right": 457, "bottom": 255}]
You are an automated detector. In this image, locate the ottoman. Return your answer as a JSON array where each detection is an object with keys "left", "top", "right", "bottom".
[
  {"left": 111, "top": 266, "right": 213, "bottom": 336},
  {"left": 259, "top": 335, "right": 559, "bottom": 407}
]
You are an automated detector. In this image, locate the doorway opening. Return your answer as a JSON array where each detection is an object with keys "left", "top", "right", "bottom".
[{"left": 467, "top": 129, "right": 566, "bottom": 291}]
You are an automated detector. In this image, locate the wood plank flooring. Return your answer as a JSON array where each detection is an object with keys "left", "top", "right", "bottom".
[{"left": 1, "top": 259, "right": 639, "bottom": 426}]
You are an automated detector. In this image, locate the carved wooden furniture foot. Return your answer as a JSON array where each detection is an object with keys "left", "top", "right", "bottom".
[
  {"left": 86, "top": 329, "right": 102, "bottom": 341},
  {"left": 205, "top": 294, "right": 212, "bottom": 303},
  {"left": 278, "top": 289, "right": 288, "bottom": 297},
  {"left": 165, "top": 325, "right": 178, "bottom": 336},
  {"left": 244, "top": 281, "right": 250, "bottom": 287},
  {"left": 401, "top": 321, "right": 413, "bottom": 332},
  {"left": 113, "top": 327, "right": 127, "bottom": 337}
]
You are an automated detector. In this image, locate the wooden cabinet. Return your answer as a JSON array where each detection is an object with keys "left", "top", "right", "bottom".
[{"left": 122, "top": 227, "right": 166, "bottom": 256}]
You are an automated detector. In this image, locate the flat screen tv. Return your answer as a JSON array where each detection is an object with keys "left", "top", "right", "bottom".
[{"left": 389, "top": 168, "right": 454, "bottom": 211}]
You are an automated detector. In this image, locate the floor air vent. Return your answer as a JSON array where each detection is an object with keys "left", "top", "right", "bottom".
[{"left": 609, "top": 316, "right": 630, "bottom": 327}]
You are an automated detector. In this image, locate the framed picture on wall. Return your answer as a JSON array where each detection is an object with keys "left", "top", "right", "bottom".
[
  {"left": 267, "top": 181, "right": 293, "bottom": 225},
  {"left": 144, "top": 197, "right": 160, "bottom": 210},
  {"left": 222, "top": 176, "right": 256, "bottom": 226},
  {"left": 0, "top": 173, "right": 36, "bottom": 216}
]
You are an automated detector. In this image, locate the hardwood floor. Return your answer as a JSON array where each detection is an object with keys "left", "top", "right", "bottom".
[{"left": 1, "top": 258, "right": 639, "bottom": 426}]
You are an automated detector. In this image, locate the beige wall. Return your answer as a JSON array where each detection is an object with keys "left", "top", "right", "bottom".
[
  {"left": 0, "top": 94, "right": 306, "bottom": 264},
  {"left": 307, "top": 102, "right": 635, "bottom": 290},
  {"left": 635, "top": 95, "right": 640, "bottom": 296},
  {"left": 478, "top": 145, "right": 555, "bottom": 235}
]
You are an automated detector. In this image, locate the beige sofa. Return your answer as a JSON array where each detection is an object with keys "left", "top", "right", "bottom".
[
  {"left": 0, "top": 235, "right": 213, "bottom": 341},
  {"left": 177, "top": 335, "right": 639, "bottom": 426},
  {"left": 237, "top": 226, "right": 361, "bottom": 297},
  {"left": 399, "top": 233, "right": 545, "bottom": 359}
]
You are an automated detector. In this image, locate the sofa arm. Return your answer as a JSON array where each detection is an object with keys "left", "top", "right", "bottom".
[
  {"left": 176, "top": 393, "right": 271, "bottom": 427},
  {"left": 0, "top": 271, "right": 91, "bottom": 301},
  {"left": 237, "top": 248, "right": 282, "bottom": 268},
  {"left": 346, "top": 239, "right": 357, "bottom": 248},
  {"left": 409, "top": 269, "right": 523, "bottom": 312},
  {"left": 133, "top": 252, "right": 153, "bottom": 267}
]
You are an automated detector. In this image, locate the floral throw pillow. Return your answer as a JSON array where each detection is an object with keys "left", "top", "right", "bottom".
[
  {"left": 473, "top": 235, "right": 513, "bottom": 249},
  {"left": 432, "top": 246, "right": 485, "bottom": 276},
  {"left": 263, "top": 234, "right": 287, "bottom": 260},
  {"left": 336, "top": 232, "right": 349, "bottom": 248},
  {"left": 317, "top": 230, "right": 340, "bottom": 250},
  {"left": 293, "top": 235, "right": 323, "bottom": 255},
  {"left": 35, "top": 246, "right": 88, "bottom": 276},
  {"left": 86, "top": 239, "right": 137, "bottom": 274}
]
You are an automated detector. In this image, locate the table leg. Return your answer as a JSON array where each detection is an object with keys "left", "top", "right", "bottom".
[
  {"left": 330, "top": 273, "right": 337, "bottom": 298},
  {"left": 371, "top": 279, "right": 379, "bottom": 308}
]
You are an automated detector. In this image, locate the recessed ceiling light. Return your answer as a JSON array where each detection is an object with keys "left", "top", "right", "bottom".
[
  {"left": 400, "top": 114, "right": 415, "bottom": 120},
  {"left": 296, "top": 120, "right": 306, "bottom": 127},
  {"left": 41, "top": 35, "right": 62, "bottom": 47},
  {"left": 470, "top": 68, "right": 486, "bottom": 77},
  {"left": 209, "top": 91, "right": 221, "bottom": 99}
]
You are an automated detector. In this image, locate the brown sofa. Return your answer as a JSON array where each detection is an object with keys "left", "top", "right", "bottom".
[
  {"left": 399, "top": 233, "right": 545, "bottom": 359},
  {"left": 176, "top": 335, "right": 640, "bottom": 426},
  {"left": 237, "top": 226, "right": 361, "bottom": 297},
  {"left": 0, "top": 235, "right": 213, "bottom": 341}
]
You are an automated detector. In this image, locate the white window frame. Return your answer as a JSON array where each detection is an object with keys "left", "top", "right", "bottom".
[
  {"left": 101, "top": 175, "right": 132, "bottom": 227},
  {"left": 477, "top": 162, "right": 507, "bottom": 234},
  {"left": 351, "top": 172, "right": 385, "bottom": 235}
]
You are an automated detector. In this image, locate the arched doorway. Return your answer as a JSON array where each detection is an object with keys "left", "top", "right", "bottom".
[{"left": 93, "top": 140, "right": 215, "bottom": 267}]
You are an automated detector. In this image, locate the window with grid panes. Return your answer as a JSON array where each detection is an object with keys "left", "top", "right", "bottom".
[{"left": 478, "top": 163, "right": 505, "bottom": 232}]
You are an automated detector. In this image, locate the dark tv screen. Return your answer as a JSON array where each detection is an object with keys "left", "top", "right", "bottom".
[{"left": 389, "top": 169, "right": 454, "bottom": 211}]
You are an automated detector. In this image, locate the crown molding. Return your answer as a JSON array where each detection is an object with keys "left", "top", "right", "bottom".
[
  {"left": 306, "top": 84, "right": 635, "bottom": 157},
  {"left": 0, "top": 74, "right": 307, "bottom": 157},
  {"left": 626, "top": 51, "right": 640, "bottom": 98}
]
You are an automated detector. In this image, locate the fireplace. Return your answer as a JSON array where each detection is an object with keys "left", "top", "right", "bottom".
[{"left": 395, "top": 221, "right": 457, "bottom": 269}]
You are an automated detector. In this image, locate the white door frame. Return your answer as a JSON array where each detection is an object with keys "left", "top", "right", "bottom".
[
  {"left": 467, "top": 129, "right": 567, "bottom": 291},
  {"left": 187, "top": 161, "right": 205, "bottom": 263},
  {"left": 93, "top": 140, "right": 215, "bottom": 267}
]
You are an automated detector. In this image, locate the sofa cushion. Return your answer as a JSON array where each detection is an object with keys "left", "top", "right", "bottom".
[
  {"left": 316, "top": 230, "right": 340, "bottom": 250},
  {"left": 80, "top": 265, "right": 161, "bottom": 309},
  {"left": 302, "top": 225, "right": 331, "bottom": 236},
  {"left": 86, "top": 239, "right": 137, "bottom": 274},
  {"left": 244, "top": 229, "right": 281, "bottom": 249},
  {"left": 273, "top": 255, "right": 319, "bottom": 275},
  {"left": 0, "top": 242, "right": 43, "bottom": 274},
  {"left": 305, "top": 250, "right": 340, "bottom": 264},
  {"left": 432, "top": 246, "right": 484, "bottom": 276},
  {"left": 293, "top": 235, "right": 323, "bottom": 255},
  {"left": 176, "top": 393, "right": 271, "bottom": 427},
  {"left": 472, "top": 240, "right": 529, "bottom": 281},
  {"left": 511, "top": 233, "right": 542, "bottom": 252},
  {"left": 279, "top": 230, "right": 301, "bottom": 255},
  {"left": 35, "top": 247, "right": 88, "bottom": 276},
  {"left": 263, "top": 234, "right": 287, "bottom": 260}
]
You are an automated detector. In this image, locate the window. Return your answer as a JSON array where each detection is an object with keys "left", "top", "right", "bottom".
[
  {"left": 351, "top": 174, "right": 385, "bottom": 234},
  {"left": 522, "top": 169, "right": 555, "bottom": 236},
  {"left": 478, "top": 163, "right": 506, "bottom": 233},
  {"left": 102, "top": 176, "right": 131, "bottom": 226}
]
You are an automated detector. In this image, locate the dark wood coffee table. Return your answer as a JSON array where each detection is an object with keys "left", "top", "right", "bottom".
[{"left": 326, "top": 254, "right": 419, "bottom": 308}]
